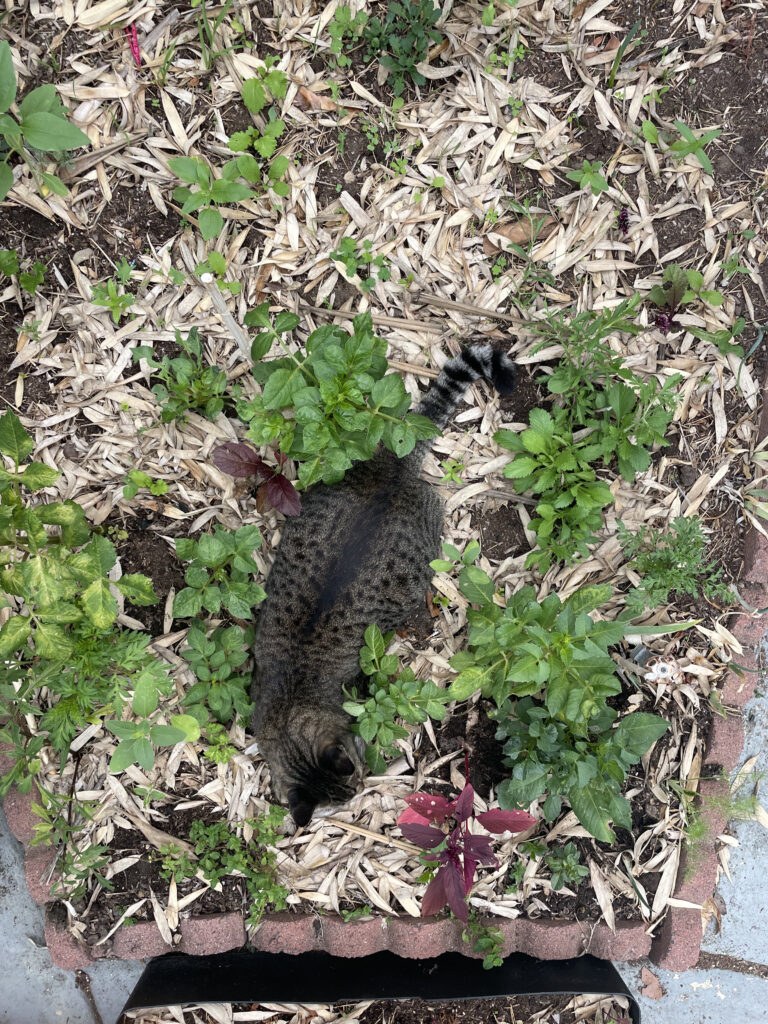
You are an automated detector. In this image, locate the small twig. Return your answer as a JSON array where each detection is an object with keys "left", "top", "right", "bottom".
[
  {"left": 324, "top": 816, "right": 420, "bottom": 855},
  {"left": 413, "top": 291, "right": 529, "bottom": 327}
]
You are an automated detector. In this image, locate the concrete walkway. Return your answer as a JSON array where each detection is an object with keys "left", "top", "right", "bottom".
[{"left": 1, "top": 686, "right": 766, "bottom": 1023}]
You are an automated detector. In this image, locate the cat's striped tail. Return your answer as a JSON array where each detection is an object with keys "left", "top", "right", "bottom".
[{"left": 415, "top": 342, "right": 516, "bottom": 430}]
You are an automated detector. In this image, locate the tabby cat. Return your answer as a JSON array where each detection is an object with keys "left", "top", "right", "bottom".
[{"left": 251, "top": 343, "right": 516, "bottom": 825}]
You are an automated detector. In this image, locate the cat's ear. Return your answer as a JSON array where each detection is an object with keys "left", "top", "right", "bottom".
[
  {"left": 319, "top": 744, "right": 355, "bottom": 777},
  {"left": 287, "top": 787, "right": 315, "bottom": 827}
]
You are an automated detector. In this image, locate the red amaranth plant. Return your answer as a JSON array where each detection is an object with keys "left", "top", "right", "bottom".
[
  {"left": 213, "top": 441, "right": 301, "bottom": 516},
  {"left": 397, "top": 768, "right": 536, "bottom": 923}
]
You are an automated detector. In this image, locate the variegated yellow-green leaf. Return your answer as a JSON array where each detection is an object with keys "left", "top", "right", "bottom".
[
  {"left": 34, "top": 621, "right": 72, "bottom": 659},
  {"left": 81, "top": 578, "right": 118, "bottom": 628},
  {"left": 0, "top": 615, "right": 31, "bottom": 656}
]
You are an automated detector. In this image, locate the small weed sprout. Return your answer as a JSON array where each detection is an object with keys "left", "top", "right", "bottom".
[
  {"left": 362, "top": 0, "right": 444, "bottom": 97},
  {"left": 566, "top": 159, "right": 610, "bottom": 196},
  {"left": 132, "top": 328, "right": 229, "bottom": 423},
  {"left": 92, "top": 277, "right": 135, "bottom": 324},
  {"left": 330, "top": 236, "right": 392, "bottom": 292}
]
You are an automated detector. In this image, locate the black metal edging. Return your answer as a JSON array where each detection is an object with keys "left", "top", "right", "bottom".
[{"left": 120, "top": 949, "right": 640, "bottom": 1023}]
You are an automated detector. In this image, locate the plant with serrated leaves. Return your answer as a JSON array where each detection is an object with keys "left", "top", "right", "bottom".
[
  {"left": 342, "top": 624, "right": 451, "bottom": 773},
  {"left": 179, "top": 809, "right": 289, "bottom": 927},
  {"left": 236, "top": 306, "right": 439, "bottom": 489},
  {"left": 202, "top": 721, "right": 238, "bottom": 764},
  {"left": 566, "top": 159, "right": 609, "bottom": 196},
  {"left": 0, "top": 411, "right": 164, "bottom": 795},
  {"left": 92, "top": 276, "right": 134, "bottom": 324},
  {"left": 397, "top": 778, "right": 536, "bottom": 922},
  {"left": 30, "top": 786, "right": 111, "bottom": 900},
  {"left": 157, "top": 842, "right": 196, "bottom": 882},
  {"left": 462, "top": 911, "right": 505, "bottom": 970},
  {"left": 618, "top": 515, "right": 733, "bottom": 614},
  {"left": 168, "top": 155, "right": 255, "bottom": 241},
  {"left": 331, "top": 236, "right": 392, "bottom": 293},
  {"left": 180, "top": 618, "right": 254, "bottom": 725},
  {"left": 495, "top": 407, "right": 613, "bottom": 573},
  {"left": 0, "top": 248, "right": 47, "bottom": 296},
  {"left": 0, "top": 39, "right": 90, "bottom": 201},
  {"left": 133, "top": 327, "right": 229, "bottom": 424},
  {"left": 225, "top": 65, "right": 291, "bottom": 198},
  {"left": 362, "top": 0, "right": 444, "bottom": 97},
  {"left": 123, "top": 470, "right": 168, "bottom": 500},
  {"left": 172, "top": 524, "right": 266, "bottom": 620},
  {"left": 431, "top": 567, "right": 670, "bottom": 841},
  {"left": 545, "top": 841, "right": 589, "bottom": 892},
  {"left": 213, "top": 441, "right": 301, "bottom": 516},
  {"left": 328, "top": 5, "right": 369, "bottom": 68}
]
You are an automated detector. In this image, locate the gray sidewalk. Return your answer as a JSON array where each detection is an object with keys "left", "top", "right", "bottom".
[{"left": 1, "top": 686, "right": 766, "bottom": 1023}]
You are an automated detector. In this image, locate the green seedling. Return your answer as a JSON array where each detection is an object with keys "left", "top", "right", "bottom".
[
  {"left": 330, "top": 237, "right": 391, "bottom": 292},
  {"left": 566, "top": 159, "right": 609, "bottom": 196},
  {"left": 362, "top": 0, "right": 444, "bottom": 97},
  {"left": 668, "top": 121, "right": 722, "bottom": 175},
  {"left": 0, "top": 248, "right": 46, "bottom": 295},
  {"left": 92, "top": 277, "right": 135, "bottom": 324},
  {"left": 123, "top": 470, "right": 169, "bottom": 499},
  {"left": 133, "top": 327, "right": 229, "bottom": 423}
]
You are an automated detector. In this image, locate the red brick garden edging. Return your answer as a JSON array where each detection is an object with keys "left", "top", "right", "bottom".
[{"left": 3, "top": 385, "right": 767, "bottom": 972}]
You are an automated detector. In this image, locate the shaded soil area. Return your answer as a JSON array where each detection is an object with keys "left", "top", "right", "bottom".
[{"left": 355, "top": 994, "right": 630, "bottom": 1024}]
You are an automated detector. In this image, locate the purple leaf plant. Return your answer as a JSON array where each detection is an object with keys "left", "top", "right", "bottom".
[
  {"left": 397, "top": 765, "right": 537, "bottom": 923},
  {"left": 213, "top": 441, "right": 301, "bottom": 516}
]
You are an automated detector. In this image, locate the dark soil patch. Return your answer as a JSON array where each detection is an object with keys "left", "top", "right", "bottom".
[
  {"left": 471, "top": 502, "right": 527, "bottom": 563},
  {"left": 111, "top": 519, "right": 187, "bottom": 636},
  {"left": 497, "top": 363, "right": 544, "bottom": 424},
  {"left": 437, "top": 701, "right": 506, "bottom": 800},
  {"left": 315, "top": 126, "right": 386, "bottom": 212},
  {"left": 0, "top": 309, "right": 53, "bottom": 411},
  {"left": 356, "top": 994, "right": 627, "bottom": 1024}
]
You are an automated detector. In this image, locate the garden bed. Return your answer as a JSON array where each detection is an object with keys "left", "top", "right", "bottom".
[{"left": 1, "top": 0, "right": 767, "bottom": 981}]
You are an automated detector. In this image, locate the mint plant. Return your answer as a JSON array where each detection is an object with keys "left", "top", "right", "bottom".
[
  {"left": 0, "top": 39, "right": 91, "bottom": 201},
  {"left": 397, "top": 777, "right": 536, "bottom": 922},
  {"left": 133, "top": 327, "right": 229, "bottom": 423},
  {"left": 123, "top": 470, "right": 168, "bottom": 500},
  {"left": 462, "top": 911, "right": 505, "bottom": 970},
  {"left": 430, "top": 565, "right": 670, "bottom": 841},
  {"left": 495, "top": 408, "right": 613, "bottom": 573},
  {"left": 180, "top": 619, "right": 254, "bottom": 725},
  {"left": 647, "top": 263, "right": 724, "bottom": 337},
  {"left": 566, "top": 159, "right": 609, "bottom": 196},
  {"left": 330, "top": 237, "right": 391, "bottom": 292},
  {"left": 618, "top": 515, "right": 733, "bottom": 614},
  {"left": 545, "top": 841, "right": 589, "bottom": 892},
  {"left": 236, "top": 307, "right": 439, "bottom": 488},
  {"left": 0, "top": 249, "right": 47, "bottom": 295},
  {"left": 172, "top": 524, "right": 266, "bottom": 619},
  {"left": 362, "top": 0, "right": 444, "bottom": 96},
  {"left": 342, "top": 624, "right": 451, "bottom": 773}
]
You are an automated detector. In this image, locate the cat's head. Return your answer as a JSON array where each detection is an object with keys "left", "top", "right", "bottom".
[{"left": 256, "top": 716, "right": 365, "bottom": 827}]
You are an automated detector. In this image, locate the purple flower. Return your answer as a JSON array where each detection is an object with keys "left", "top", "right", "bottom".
[
  {"left": 617, "top": 206, "right": 630, "bottom": 236},
  {"left": 653, "top": 310, "right": 676, "bottom": 335}
]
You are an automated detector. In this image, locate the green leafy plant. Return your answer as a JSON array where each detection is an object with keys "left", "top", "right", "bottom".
[
  {"left": 362, "top": 0, "right": 444, "bottom": 97},
  {"left": 668, "top": 120, "right": 722, "bottom": 175},
  {"left": 133, "top": 327, "right": 229, "bottom": 423},
  {"left": 566, "top": 159, "right": 609, "bottom": 196},
  {"left": 225, "top": 67, "right": 291, "bottom": 198},
  {"left": 92, "top": 277, "right": 135, "bottom": 324},
  {"left": 202, "top": 721, "right": 239, "bottom": 764},
  {"left": 123, "top": 470, "right": 169, "bottom": 500},
  {"left": 30, "top": 787, "right": 111, "bottom": 899},
  {"left": 168, "top": 155, "right": 254, "bottom": 241},
  {"left": 339, "top": 903, "right": 375, "bottom": 922},
  {"left": 545, "top": 841, "right": 589, "bottom": 891},
  {"left": 462, "top": 911, "right": 505, "bottom": 970},
  {"left": 157, "top": 842, "right": 196, "bottom": 882},
  {"left": 0, "top": 249, "right": 47, "bottom": 295},
  {"left": 236, "top": 307, "right": 439, "bottom": 488},
  {"left": 431, "top": 559, "right": 671, "bottom": 841},
  {"left": 191, "top": 0, "right": 240, "bottom": 70},
  {"left": 180, "top": 619, "right": 254, "bottom": 726},
  {"left": 495, "top": 407, "right": 613, "bottom": 573},
  {"left": 647, "top": 263, "right": 723, "bottom": 313},
  {"left": 330, "top": 237, "right": 392, "bottom": 292},
  {"left": 342, "top": 624, "right": 451, "bottom": 773},
  {"left": 195, "top": 251, "right": 241, "bottom": 295},
  {"left": 328, "top": 5, "right": 369, "bottom": 68},
  {"left": 0, "top": 410, "right": 165, "bottom": 794},
  {"left": 0, "top": 39, "right": 91, "bottom": 201},
  {"left": 619, "top": 516, "right": 733, "bottom": 614},
  {"left": 176, "top": 810, "right": 288, "bottom": 926},
  {"left": 439, "top": 458, "right": 465, "bottom": 484},
  {"left": 172, "top": 524, "right": 266, "bottom": 620}
]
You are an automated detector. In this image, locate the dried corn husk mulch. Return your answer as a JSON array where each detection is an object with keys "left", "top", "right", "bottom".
[{"left": 1, "top": 0, "right": 767, "bottom": 950}]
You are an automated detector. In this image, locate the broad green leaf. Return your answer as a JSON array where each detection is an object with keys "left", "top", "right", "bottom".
[
  {"left": 197, "top": 533, "right": 228, "bottom": 568},
  {"left": 133, "top": 672, "right": 159, "bottom": 717},
  {"left": 0, "top": 615, "right": 31, "bottom": 656},
  {"left": 565, "top": 584, "right": 612, "bottom": 616},
  {"left": 447, "top": 664, "right": 493, "bottom": 700},
  {"left": 19, "top": 84, "right": 58, "bottom": 117},
  {"left": 502, "top": 456, "right": 539, "bottom": 479},
  {"left": 168, "top": 156, "right": 208, "bottom": 185},
  {"left": 371, "top": 374, "right": 405, "bottom": 409},
  {"left": 611, "top": 712, "right": 668, "bottom": 758},
  {"left": 34, "top": 620, "right": 71, "bottom": 659},
  {"left": 41, "top": 171, "right": 68, "bottom": 197},
  {"left": 242, "top": 78, "right": 267, "bottom": 114},
  {"left": 21, "top": 556, "right": 62, "bottom": 608},
  {"left": 116, "top": 574, "right": 157, "bottom": 606},
  {"left": 0, "top": 41, "right": 17, "bottom": 113},
  {"left": 262, "top": 366, "right": 303, "bottom": 409},
  {"left": 364, "top": 624, "right": 386, "bottom": 660},
  {"left": 0, "top": 410, "right": 33, "bottom": 464},
  {"left": 568, "top": 785, "right": 615, "bottom": 843},
  {"left": 81, "top": 578, "right": 118, "bottom": 628},
  {"left": 459, "top": 564, "right": 494, "bottom": 605},
  {"left": 198, "top": 206, "right": 223, "bottom": 241},
  {"left": 170, "top": 714, "right": 201, "bottom": 742},
  {"left": 19, "top": 462, "right": 60, "bottom": 490},
  {"left": 0, "top": 161, "right": 14, "bottom": 201},
  {"left": 21, "top": 111, "right": 90, "bottom": 151},
  {"left": 149, "top": 724, "right": 187, "bottom": 746}
]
